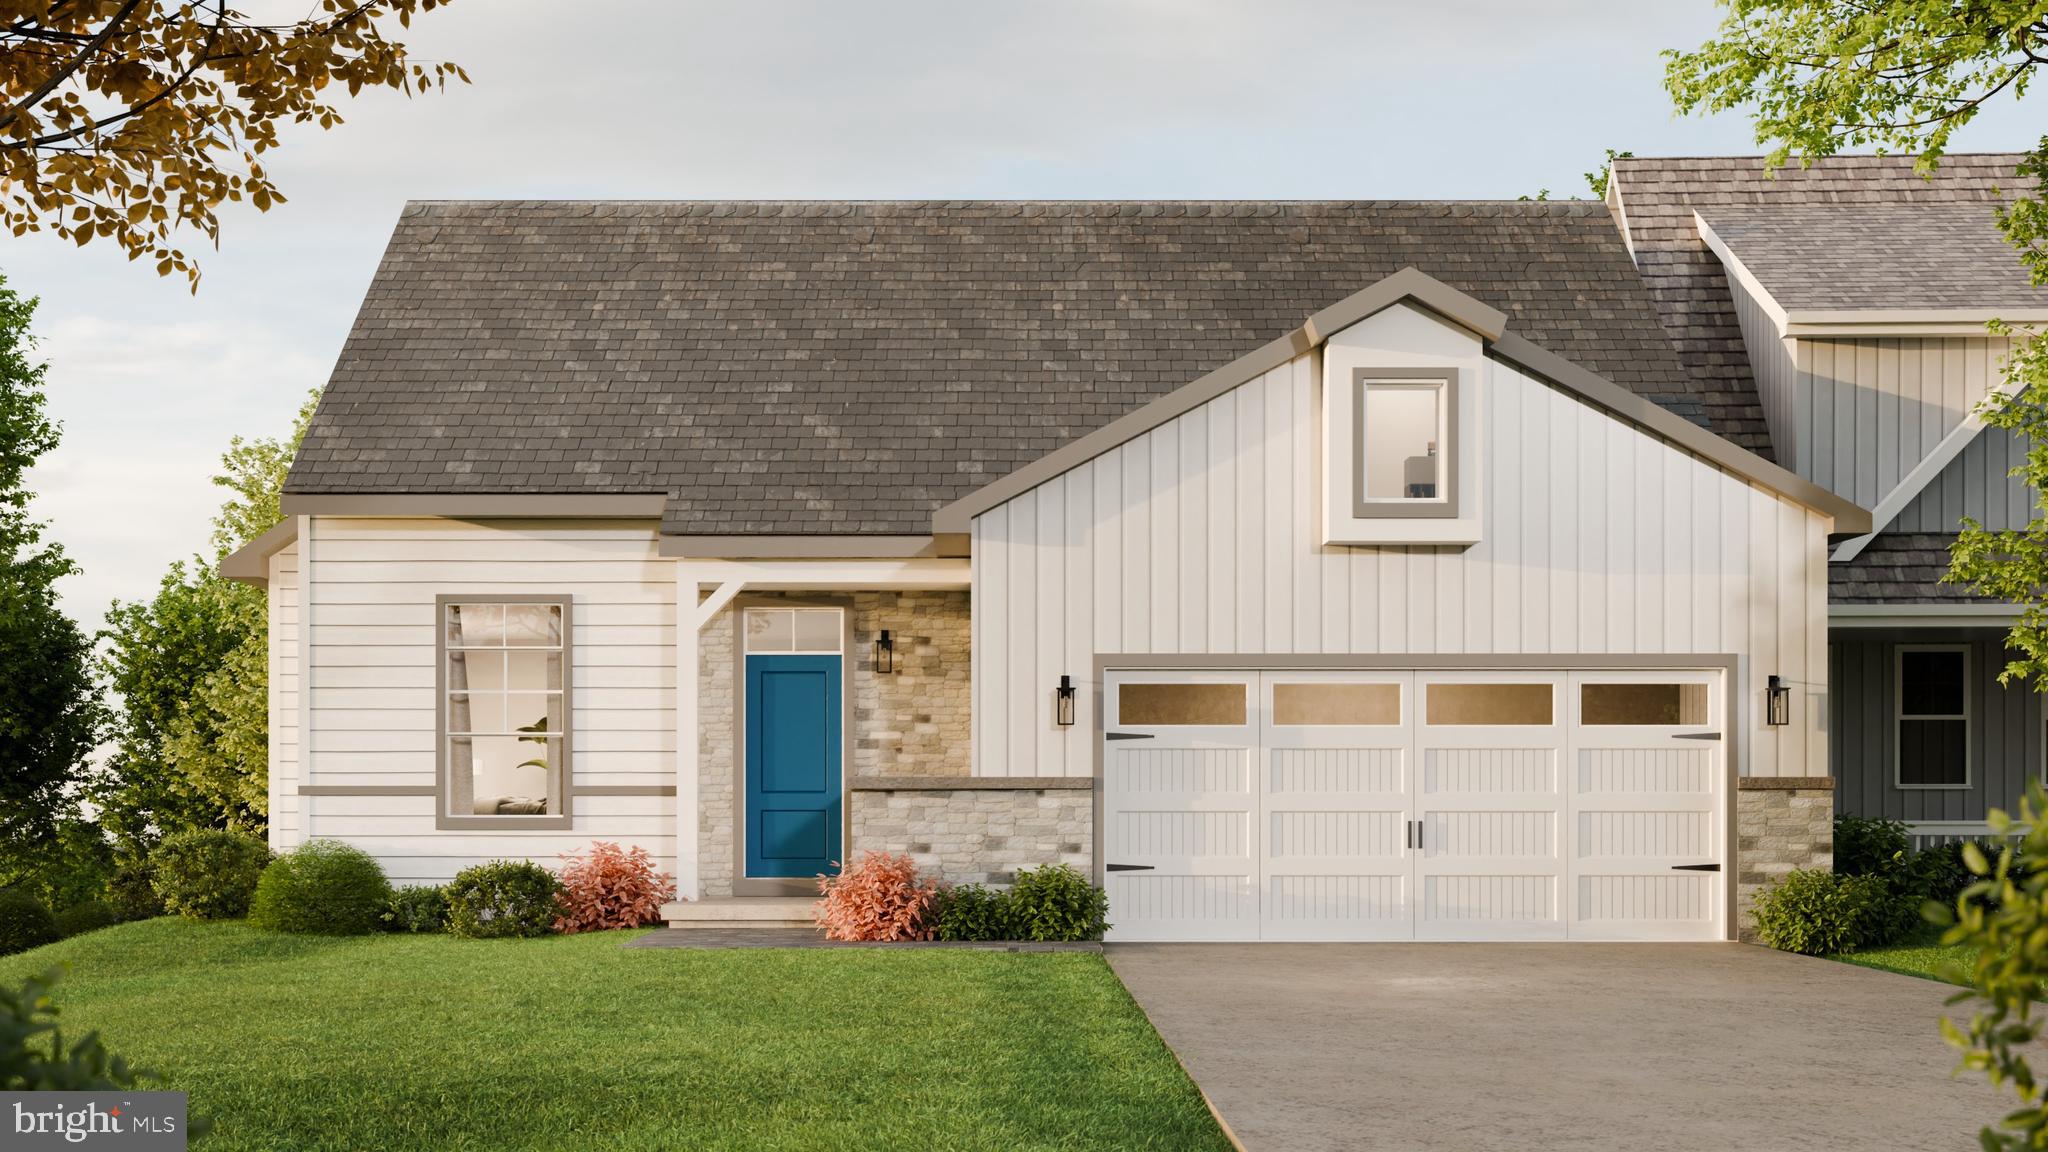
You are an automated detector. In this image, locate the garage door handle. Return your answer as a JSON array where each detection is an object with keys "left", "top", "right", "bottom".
[
  {"left": 1671, "top": 864, "right": 1721, "bottom": 872},
  {"left": 1673, "top": 732, "right": 1722, "bottom": 741},
  {"left": 1105, "top": 732, "right": 1155, "bottom": 741},
  {"left": 1105, "top": 864, "right": 1155, "bottom": 872}
]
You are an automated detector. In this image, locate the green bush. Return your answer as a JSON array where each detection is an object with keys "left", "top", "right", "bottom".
[
  {"left": 150, "top": 829, "right": 271, "bottom": 920},
  {"left": 1004, "top": 865, "right": 1110, "bottom": 942},
  {"left": 445, "top": 861, "right": 559, "bottom": 939},
  {"left": 1751, "top": 868, "right": 1891, "bottom": 955},
  {"left": 0, "top": 892, "right": 58, "bottom": 956},
  {"left": 108, "top": 856, "right": 163, "bottom": 921},
  {"left": 0, "top": 970, "right": 146, "bottom": 1090},
  {"left": 249, "top": 840, "right": 393, "bottom": 936},
  {"left": 53, "top": 901, "right": 122, "bottom": 938},
  {"left": 930, "top": 883, "right": 1014, "bottom": 942},
  {"left": 1833, "top": 814, "right": 1911, "bottom": 877},
  {"left": 382, "top": 885, "right": 450, "bottom": 934}
]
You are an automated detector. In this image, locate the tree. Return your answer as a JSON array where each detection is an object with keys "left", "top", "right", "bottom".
[
  {"left": 0, "top": 273, "right": 100, "bottom": 875},
  {"left": 94, "top": 390, "right": 315, "bottom": 851},
  {"left": 1667, "top": 5, "right": 2048, "bottom": 1146},
  {"left": 1584, "top": 148, "right": 1633, "bottom": 200},
  {"left": 0, "top": 2, "right": 466, "bottom": 287}
]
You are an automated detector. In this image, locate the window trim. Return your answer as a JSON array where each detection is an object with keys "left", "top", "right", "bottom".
[
  {"left": 435, "top": 593, "right": 575, "bottom": 830},
  {"left": 1352, "top": 366, "right": 1459, "bottom": 519},
  {"left": 1894, "top": 643, "right": 1970, "bottom": 791}
]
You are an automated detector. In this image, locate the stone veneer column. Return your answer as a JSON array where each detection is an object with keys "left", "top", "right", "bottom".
[{"left": 1734, "top": 777, "right": 1835, "bottom": 942}]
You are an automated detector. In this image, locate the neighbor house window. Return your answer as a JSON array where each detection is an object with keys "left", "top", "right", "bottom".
[
  {"left": 1896, "top": 646, "right": 1968, "bottom": 789},
  {"left": 439, "top": 597, "right": 572, "bottom": 828},
  {"left": 1354, "top": 368, "right": 1457, "bottom": 518}
]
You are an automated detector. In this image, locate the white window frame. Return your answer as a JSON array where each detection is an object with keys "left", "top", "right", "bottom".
[
  {"left": 436, "top": 594, "right": 574, "bottom": 830},
  {"left": 1353, "top": 367, "right": 1459, "bottom": 519},
  {"left": 1894, "top": 643, "right": 1970, "bottom": 791}
]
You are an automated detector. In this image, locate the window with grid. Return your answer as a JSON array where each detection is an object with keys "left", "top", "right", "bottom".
[{"left": 442, "top": 599, "right": 569, "bottom": 821}]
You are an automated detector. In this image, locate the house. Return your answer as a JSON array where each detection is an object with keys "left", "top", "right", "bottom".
[
  {"left": 1605, "top": 155, "right": 2044, "bottom": 849},
  {"left": 225, "top": 180, "right": 2039, "bottom": 945}
]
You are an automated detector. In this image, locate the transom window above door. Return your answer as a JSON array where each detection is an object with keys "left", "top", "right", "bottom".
[
  {"left": 745, "top": 608, "right": 843, "bottom": 655},
  {"left": 439, "top": 597, "right": 571, "bottom": 829}
]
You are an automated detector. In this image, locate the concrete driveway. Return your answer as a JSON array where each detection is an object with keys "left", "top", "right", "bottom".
[{"left": 1108, "top": 943, "right": 2007, "bottom": 1152}]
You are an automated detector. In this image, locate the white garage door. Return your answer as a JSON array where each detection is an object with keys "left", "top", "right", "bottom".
[{"left": 1101, "top": 667, "right": 1724, "bottom": 942}]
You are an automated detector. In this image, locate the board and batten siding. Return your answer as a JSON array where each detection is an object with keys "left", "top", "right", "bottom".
[
  {"left": 970, "top": 305, "right": 1832, "bottom": 782},
  {"left": 1894, "top": 424, "right": 2038, "bottom": 532},
  {"left": 267, "top": 539, "right": 302, "bottom": 852},
  {"left": 1832, "top": 627, "right": 2044, "bottom": 821},
  {"left": 300, "top": 517, "right": 676, "bottom": 886},
  {"left": 1793, "top": 334, "right": 2013, "bottom": 509},
  {"left": 1727, "top": 271, "right": 1803, "bottom": 474}
]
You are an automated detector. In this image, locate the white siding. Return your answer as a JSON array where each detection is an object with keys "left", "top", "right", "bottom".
[
  {"left": 972, "top": 336, "right": 1831, "bottom": 782},
  {"left": 268, "top": 540, "right": 301, "bottom": 852},
  {"left": 1727, "top": 273, "right": 1801, "bottom": 473},
  {"left": 302, "top": 518, "right": 675, "bottom": 886}
]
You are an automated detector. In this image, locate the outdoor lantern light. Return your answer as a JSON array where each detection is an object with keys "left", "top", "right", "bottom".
[
  {"left": 1766, "top": 675, "right": 1790, "bottom": 726},
  {"left": 874, "top": 629, "right": 894, "bottom": 674},
  {"left": 1055, "top": 675, "right": 1077, "bottom": 727}
]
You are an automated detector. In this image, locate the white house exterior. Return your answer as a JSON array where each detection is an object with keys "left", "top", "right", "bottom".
[{"left": 224, "top": 190, "right": 1893, "bottom": 943}]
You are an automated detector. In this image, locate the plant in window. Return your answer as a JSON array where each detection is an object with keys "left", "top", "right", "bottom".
[
  {"left": 812, "top": 852, "right": 938, "bottom": 942},
  {"left": 554, "top": 842, "right": 676, "bottom": 933}
]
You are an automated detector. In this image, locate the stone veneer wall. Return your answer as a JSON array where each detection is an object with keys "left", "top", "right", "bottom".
[
  {"left": 697, "top": 591, "right": 972, "bottom": 897},
  {"left": 1734, "top": 778, "right": 1834, "bottom": 942},
  {"left": 850, "top": 784, "right": 1093, "bottom": 885}
]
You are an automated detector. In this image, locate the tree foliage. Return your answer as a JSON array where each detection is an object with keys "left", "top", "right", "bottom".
[
  {"left": 0, "top": 274, "right": 99, "bottom": 870},
  {"left": 93, "top": 390, "right": 314, "bottom": 851},
  {"left": 0, "top": 2, "right": 466, "bottom": 287}
]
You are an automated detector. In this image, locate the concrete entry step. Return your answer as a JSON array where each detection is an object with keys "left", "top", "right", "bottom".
[{"left": 660, "top": 897, "right": 814, "bottom": 929}]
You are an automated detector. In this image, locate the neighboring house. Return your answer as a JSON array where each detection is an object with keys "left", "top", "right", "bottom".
[
  {"left": 222, "top": 196, "right": 1887, "bottom": 945},
  {"left": 1606, "top": 155, "right": 2045, "bottom": 848}
]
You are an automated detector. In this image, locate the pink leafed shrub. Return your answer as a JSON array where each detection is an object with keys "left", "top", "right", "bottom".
[
  {"left": 554, "top": 841, "right": 677, "bottom": 933},
  {"left": 812, "top": 851, "right": 939, "bottom": 942}
]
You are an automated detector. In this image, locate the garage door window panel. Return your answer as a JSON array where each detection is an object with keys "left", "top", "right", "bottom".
[
  {"left": 1118, "top": 683, "right": 1248, "bottom": 727},
  {"left": 1897, "top": 647, "right": 1968, "bottom": 789},
  {"left": 1580, "top": 682, "right": 1709, "bottom": 726},
  {"left": 1425, "top": 683, "right": 1553, "bottom": 726}
]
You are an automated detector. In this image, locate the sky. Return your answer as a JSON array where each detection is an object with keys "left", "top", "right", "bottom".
[{"left": 11, "top": 0, "right": 2046, "bottom": 632}]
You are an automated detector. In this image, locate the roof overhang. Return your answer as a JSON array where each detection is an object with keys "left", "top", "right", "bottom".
[
  {"left": 219, "top": 518, "right": 299, "bottom": 587},
  {"left": 658, "top": 534, "right": 967, "bottom": 559},
  {"left": 933, "top": 266, "right": 1871, "bottom": 538},
  {"left": 277, "top": 493, "right": 668, "bottom": 518}
]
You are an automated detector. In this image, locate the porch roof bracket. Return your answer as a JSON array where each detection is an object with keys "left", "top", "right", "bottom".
[{"left": 695, "top": 580, "right": 745, "bottom": 630}]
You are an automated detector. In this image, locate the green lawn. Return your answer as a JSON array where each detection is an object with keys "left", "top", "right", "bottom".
[
  {"left": 1833, "top": 929, "right": 1980, "bottom": 986},
  {"left": 0, "top": 920, "right": 1229, "bottom": 1152}
]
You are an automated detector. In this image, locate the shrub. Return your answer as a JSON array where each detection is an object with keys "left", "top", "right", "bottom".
[
  {"left": 0, "top": 970, "right": 146, "bottom": 1090},
  {"left": 382, "top": 885, "right": 449, "bottom": 934},
  {"left": 1833, "top": 814, "right": 1911, "bottom": 877},
  {"left": 150, "top": 829, "right": 270, "bottom": 920},
  {"left": 445, "top": 860, "right": 560, "bottom": 939},
  {"left": 0, "top": 892, "right": 58, "bottom": 956},
  {"left": 248, "top": 840, "right": 394, "bottom": 936},
  {"left": 555, "top": 842, "right": 676, "bottom": 933},
  {"left": 1751, "top": 868, "right": 1889, "bottom": 955},
  {"left": 53, "top": 902, "right": 122, "bottom": 938},
  {"left": 107, "top": 856, "right": 163, "bottom": 921},
  {"left": 930, "top": 882, "right": 1014, "bottom": 942},
  {"left": 1005, "top": 864, "right": 1110, "bottom": 942},
  {"left": 813, "top": 852, "right": 938, "bottom": 942}
]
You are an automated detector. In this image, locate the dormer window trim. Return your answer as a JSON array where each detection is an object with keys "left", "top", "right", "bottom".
[{"left": 1352, "top": 367, "right": 1460, "bottom": 519}]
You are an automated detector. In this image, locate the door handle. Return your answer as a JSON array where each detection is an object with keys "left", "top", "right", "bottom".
[
  {"left": 1671, "top": 863, "right": 1721, "bottom": 872},
  {"left": 1105, "top": 864, "right": 1155, "bottom": 872},
  {"left": 1105, "top": 732, "right": 1155, "bottom": 741},
  {"left": 1673, "top": 732, "right": 1722, "bottom": 741}
]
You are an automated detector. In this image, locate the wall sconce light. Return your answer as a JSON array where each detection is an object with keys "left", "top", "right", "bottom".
[
  {"left": 874, "top": 629, "right": 894, "bottom": 674},
  {"left": 1766, "top": 675, "right": 1790, "bottom": 726},
  {"left": 1054, "top": 675, "right": 1077, "bottom": 727}
]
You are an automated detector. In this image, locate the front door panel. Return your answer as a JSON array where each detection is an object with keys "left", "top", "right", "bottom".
[{"left": 745, "top": 654, "right": 842, "bottom": 877}]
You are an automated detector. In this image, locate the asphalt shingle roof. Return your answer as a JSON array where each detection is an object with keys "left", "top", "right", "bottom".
[
  {"left": 1608, "top": 153, "right": 2029, "bottom": 459},
  {"left": 1704, "top": 202, "right": 2043, "bottom": 312},
  {"left": 1827, "top": 533, "right": 2003, "bottom": 604},
  {"left": 289, "top": 199, "right": 1691, "bottom": 536}
]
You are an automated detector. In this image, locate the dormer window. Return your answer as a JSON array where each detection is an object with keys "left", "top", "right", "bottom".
[{"left": 1355, "top": 368, "right": 1458, "bottom": 518}]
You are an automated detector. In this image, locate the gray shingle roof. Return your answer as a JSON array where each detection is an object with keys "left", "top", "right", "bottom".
[
  {"left": 1704, "top": 202, "right": 2043, "bottom": 312},
  {"left": 289, "top": 199, "right": 1690, "bottom": 536},
  {"left": 1828, "top": 533, "right": 2009, "bottom": 604},
  {"left": 1608, "top": 153, "right": 2029, "bottom": 459}
]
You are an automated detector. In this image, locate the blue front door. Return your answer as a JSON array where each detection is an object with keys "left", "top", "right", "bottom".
[{"left": 744, "top": 654, "right": 842, "bottom": 877}]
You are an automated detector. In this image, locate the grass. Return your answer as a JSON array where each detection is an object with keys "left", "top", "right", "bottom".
[
  {"left": 0, "top": 920, "right": 1230, "bottom": 1152},
  {"left": 1832, "top": 928, "right": 1980, "bottom": 986}
]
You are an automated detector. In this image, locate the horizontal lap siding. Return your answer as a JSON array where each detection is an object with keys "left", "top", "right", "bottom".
[
  {"left": 268, "top": 542, "right": 301, "bottom": 852},
  {"left": 972, "top": 345, "right": 1830, "bottom": 781},
  {"left": 303, "top": 519, "right": 675, "bottom": 885},
  {"left": 1831, "top": 627, "right": 2042, "bottom": 821}
]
